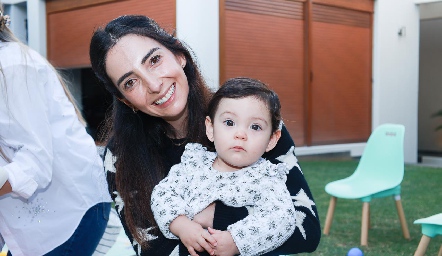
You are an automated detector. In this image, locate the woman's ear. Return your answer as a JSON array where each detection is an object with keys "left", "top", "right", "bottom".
[
  {"left": 205, "top": 116, "right": 214, "bottom": 142},
  {"left": 179, "top": 54, "right": 187, "bottom": 69},
  {"left": 118, "top": 98, "right": 138, "bottom": 112},
  {"left": 265, "top": 130, "right": 281, "bottom": 152}
]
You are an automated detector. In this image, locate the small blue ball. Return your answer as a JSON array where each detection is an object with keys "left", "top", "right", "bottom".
[{"left": 347, "top": 247, "right": 364, "bottom": 256}]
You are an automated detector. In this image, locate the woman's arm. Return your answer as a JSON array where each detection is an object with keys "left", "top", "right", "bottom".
[
  {"left": 103, "top": 146, "right": 139, "bottom": 254},
  {"left": 104, "top": 146, "right": 181, "bottom": 256},
  {"left": 262, "top": 125, "right": 321, "bottom": 254}
]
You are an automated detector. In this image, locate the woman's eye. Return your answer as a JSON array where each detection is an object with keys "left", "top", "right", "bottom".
[
  {"left": 251, "top": 124, "right": 262, "bottom": 131},
  {"left": 223, "top": 120, "right": 234, "bottom": 126},
  {"left": 123, "top": 79, "right": 137, "bottom": 91},
  {"left": 149, "top": 55, "right": 161, "bottom": 66}
]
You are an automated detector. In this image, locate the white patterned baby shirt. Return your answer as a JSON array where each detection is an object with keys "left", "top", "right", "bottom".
[{"left": 151, "top": 143, "right": 296, "bottom": 255}]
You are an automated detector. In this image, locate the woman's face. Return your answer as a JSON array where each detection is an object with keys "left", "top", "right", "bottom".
[{"left": 105, "top": 34, "right": 189, "bottom": 129}]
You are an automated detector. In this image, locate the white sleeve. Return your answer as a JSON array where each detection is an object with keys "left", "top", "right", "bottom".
[
  {"left": 227, "top": 177, "right": 296, "bottom": 255},
  {"left": 151, "top": 162, "right": 190, "bottom": 239},
  {"left": 0, "top": 62, "right": 55, "bottom": 199}
]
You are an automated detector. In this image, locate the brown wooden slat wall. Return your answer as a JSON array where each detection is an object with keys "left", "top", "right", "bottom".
[
  {"left": 47, "top": 0, "right": 175, "bottom": 68},
  {"left": 224, "top": 0, "right": 306, "bottom": 145},
  {"left": 313, "top": 0, "right": 373, "bottom": 13},
  {"left": 312, "top": 4, "right": 371, "bottom": 27},
  {"left": 223, "top": 0, "right": 373, "bottom": 146},
  {"left": 46, "top": 0, "right": 120, "bottom": 14},
  {"left": 226, "top": 0, "right": 304, "bottom": 19},
  {"left": 310, "top": 3, "right": 372, "bottom": 145}
]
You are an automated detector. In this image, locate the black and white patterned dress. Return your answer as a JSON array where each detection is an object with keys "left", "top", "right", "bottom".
[{"left": 151, "top": 143, "right": 295, "bottom": 255}]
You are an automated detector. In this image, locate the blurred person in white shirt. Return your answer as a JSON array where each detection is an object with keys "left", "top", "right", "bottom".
[{"left": 0, "top": 4, "right": 111, "bottom": 256}]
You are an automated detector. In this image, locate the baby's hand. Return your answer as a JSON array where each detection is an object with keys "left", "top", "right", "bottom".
[
  {"left": 171, "top": 216, "right": 217, "bottom": 256},
  {"left": 208, "top": 227, "right": 239, "bottom": 256}
]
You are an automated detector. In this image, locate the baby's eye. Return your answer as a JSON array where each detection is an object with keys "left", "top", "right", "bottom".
[
  {"left": 223, "top": 120, "right": 235, "bottom": 127},
  {"left": 123, "top": 79, "right": 137, "bottom": 91},
  {"left": 149, "top": 55, "right": 161, "bottom": 66},
  {"left": 251, "top": 124, "right": 262, "bottom": 131}
]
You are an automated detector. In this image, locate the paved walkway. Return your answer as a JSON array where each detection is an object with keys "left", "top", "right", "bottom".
[
  {"left": 95, "top": 208, "right": 136, "bottom": 256},
  {"left": 104, "top": 228, "right": 136, "bottom": 256}
]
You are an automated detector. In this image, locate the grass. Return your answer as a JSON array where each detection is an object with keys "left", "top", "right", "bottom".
[{"left": 296, "top": 159, "right": 442, "bottom": 256}]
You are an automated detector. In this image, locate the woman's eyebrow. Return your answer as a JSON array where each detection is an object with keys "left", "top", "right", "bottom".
[
  {"left": 116, "top": 47, "right": 160, "bottom": 86},
  {"left": 141, "top": 47, "right": 160, "bottom": 65},
  {"left": 117, "top": 72, "right": 133, "bottom": 87}
]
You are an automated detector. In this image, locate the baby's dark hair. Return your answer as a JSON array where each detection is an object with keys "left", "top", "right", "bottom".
[{"left": 208, "top": 77, "right": 281, "bottom": 133}]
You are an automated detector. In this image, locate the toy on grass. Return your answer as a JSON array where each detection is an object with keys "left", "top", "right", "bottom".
[{"left": 347, "top": 247, "right": 364, "bottom": 256}]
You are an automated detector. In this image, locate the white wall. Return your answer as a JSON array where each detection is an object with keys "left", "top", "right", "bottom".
[
  {"left": 3, "top": 0, "right": 46, "bottom": 56},
  {"left": 4, "top": 2, "right": 27, "bottom": 43},
  {"left": 372, "top": 0, "right": 420, "bottom": 163},
  {"left": 26, "top": 0, "right": 46, "bottom": 57},
  {"left": 176, "top": 0, "right": 219, "bottom": 91}
]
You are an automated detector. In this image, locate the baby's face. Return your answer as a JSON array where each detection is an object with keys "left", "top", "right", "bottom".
[{"left": 206, "top": 96, "right": 275, "bottom": 171}]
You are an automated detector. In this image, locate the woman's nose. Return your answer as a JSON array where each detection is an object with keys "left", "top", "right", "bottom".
[{"left": 142, "top": 72, "right": 162, "bottom": 94}]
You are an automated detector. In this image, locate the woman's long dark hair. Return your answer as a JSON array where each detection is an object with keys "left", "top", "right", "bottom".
[{"left": 90, "top": 15, "right": 212, "bottom": 247}]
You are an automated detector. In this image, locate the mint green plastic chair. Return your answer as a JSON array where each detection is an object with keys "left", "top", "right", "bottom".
[
  {"left": 413, "top": 213, "right": 442, "bottom": 256},
  {"left": 323, "top": 124, "right": 410, "bottom": 246}
]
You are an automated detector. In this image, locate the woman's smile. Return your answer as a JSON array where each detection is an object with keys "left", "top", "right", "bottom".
[{"left": 155, "top": 84, "right": 175, "bottom": 105}]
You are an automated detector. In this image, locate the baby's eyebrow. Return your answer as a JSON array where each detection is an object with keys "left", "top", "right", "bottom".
[
  {"left": 251, "top": 117, "right": 269, "bottom": 125},
  {"left": 218, "top": 111, "right": 237, "bottom": 118}
]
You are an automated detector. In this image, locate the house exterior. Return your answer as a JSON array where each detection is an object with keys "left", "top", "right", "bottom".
[{"left": 3, "top": 0, "right": 442, "bottom": 164}]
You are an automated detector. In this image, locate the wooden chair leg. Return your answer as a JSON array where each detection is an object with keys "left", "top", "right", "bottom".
[
  {"left": 414, "top": 235, "right": 431, "bottom": 256},
  {"left": 438, "top": 244, "right": 442, "bottom": 256},
  {"left": 361, "top": 202, "right": 370, "bottom": 246},
  {"left": 368, "top": 205, "right": 371, "bottom": 229},
  {"left": 323, "top": 197, "right": 337, "bottom": 235},
  {"left": 394, "top": 195, "right": 410, "bottom": 239}
]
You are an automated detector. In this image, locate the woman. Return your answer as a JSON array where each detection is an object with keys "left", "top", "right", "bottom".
[
  {"left": 0, "top": 5, "right": 111, "bottom": 256},
  {"left": 90, "top": 15, "right": 320, "bottom": 256}
]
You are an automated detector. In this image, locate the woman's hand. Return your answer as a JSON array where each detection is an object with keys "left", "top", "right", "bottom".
[
  {"left": 193, "top": 202, "right": 215, "bottom": 228},
  {"left": 208, "top": 227, "right": 239, "bottom": 256},
  {"left": 170, "top": 215, "right": 217, "bottom": 256}
]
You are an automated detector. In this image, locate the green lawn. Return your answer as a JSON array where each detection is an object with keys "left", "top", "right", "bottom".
[{"left": 297, "top": 159, "right": 442, "bottom": 256}]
